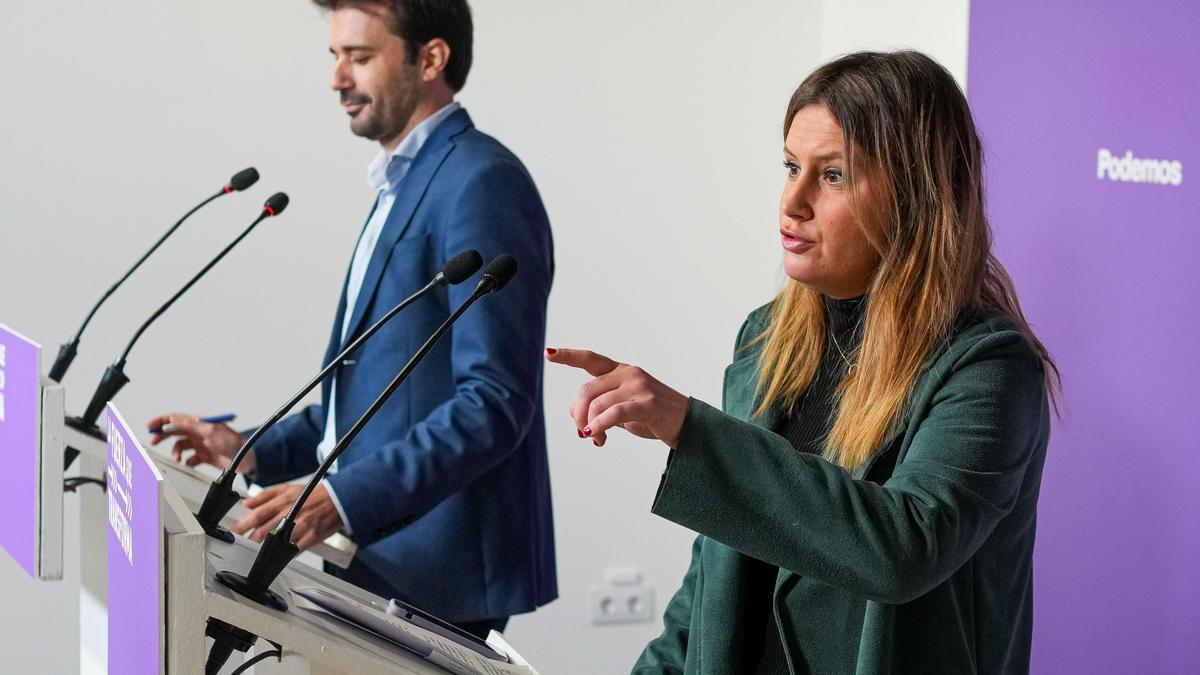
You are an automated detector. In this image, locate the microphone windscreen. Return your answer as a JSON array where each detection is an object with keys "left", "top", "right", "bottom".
[
  {"left": 443, "top": 250, "right": 483, "bottom": 285},
  {"left": 228, "top": 167, "right": 260, "bottom": 192},
  {"left": 482, "top": 254, "right": 518, "bottom": 291},
  {"left": 264, "top": 192, "right": 289, "bottom": 216}
]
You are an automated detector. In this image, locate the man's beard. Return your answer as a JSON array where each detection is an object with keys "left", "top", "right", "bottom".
[{"left": 345, "top": 65, "right": 421, "bottom": 143}]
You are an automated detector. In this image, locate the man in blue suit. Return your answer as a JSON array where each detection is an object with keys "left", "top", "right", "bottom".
[{"left": 149, "top": 0, "right": 556, "bottom": 637}]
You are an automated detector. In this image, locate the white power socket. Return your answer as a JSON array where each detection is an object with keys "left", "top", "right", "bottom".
[{"left": 588, "top": 567, "right": 655, "bottom": 625}]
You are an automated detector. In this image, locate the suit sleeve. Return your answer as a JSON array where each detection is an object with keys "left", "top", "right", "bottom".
[
  {"left": 652, "top": 329, "right": 1049, "bottom": 604},
  {"left": 632, "top": 535, "right": 702, "bottom": 674},
  {"left": 325, "top": 156, "right": 553, "bottom": 544},
  {"left": 247, "top": 403, "right": 324, "bottom": 485}
]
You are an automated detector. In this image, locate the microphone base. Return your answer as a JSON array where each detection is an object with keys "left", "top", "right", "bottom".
[
  {"left": 215, "top": 527, "right": 299, "bottom": 611},
  {"left": 65, "top": 415, "right": 105, "bottom": 439},
  {"left": 63, "top": 417, "right": 106, "bottom": 472},
  {"left": 196, "top": 517, "right": 235, "bottom": 544},
  {"left": 48, "top": 340, "right": 79, "bottom": 383},
  {"left": 215, "top": 571, "right": 289, "bottom": 612},
  {"left": 81, "top": 364, "right": 130, "bottom": 428},
  {"left": 195, "top": 474, "right": 243, "bottom": 542}
]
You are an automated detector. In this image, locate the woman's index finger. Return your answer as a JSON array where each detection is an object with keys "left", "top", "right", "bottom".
[{"left": 545, "top": 348, "right": 621, "bottom": 377}]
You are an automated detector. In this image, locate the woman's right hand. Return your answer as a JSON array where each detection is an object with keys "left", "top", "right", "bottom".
[
  {"left": 545, "top": 348, "right": 690, "bottom": 449},
  {"left": 146, "top": 412, "right": 252, "bottom": 472}
]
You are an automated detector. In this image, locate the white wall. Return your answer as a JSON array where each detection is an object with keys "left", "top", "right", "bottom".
[
  {"left": 0, "top": 2, "right": 967, "bottom": 673},
  {"left": 466, "top": 2, "right": 815, "bottom": 671},
  {"left": 820, "top": 0, "right": 970, "bottom": 84}
]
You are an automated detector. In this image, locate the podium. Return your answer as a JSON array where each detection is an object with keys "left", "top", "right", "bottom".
[
  {"left": 0, "top": 322, "right": 363, "bottom": 670},
  {"left": 1, "top": 321, "right": 541, "bottom": 673},
  {"left": 106, "top": 404, "right": 540, "bottom": 673}
]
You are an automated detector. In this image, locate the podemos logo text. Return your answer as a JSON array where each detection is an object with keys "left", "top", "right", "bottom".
[{"left": 1097, "top": 149, "right": 1183, "bottom": 186}]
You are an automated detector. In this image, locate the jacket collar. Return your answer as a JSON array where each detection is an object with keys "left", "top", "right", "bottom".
[
  {"left": 726, "top": 328, "right": 953, "bottom": 480},
  {"left": 339, "top": 108, "right": 474, "bottom": 346}
]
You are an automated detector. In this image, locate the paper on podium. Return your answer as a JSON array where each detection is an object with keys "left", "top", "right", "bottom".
[
  {"left": 484, "top": 632, "right": 538, "bottom": 673},
  {"left": 292, "top": 586, "right": 539, "bottom": 675}
]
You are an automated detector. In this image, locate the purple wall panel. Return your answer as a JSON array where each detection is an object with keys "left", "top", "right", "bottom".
[{"left": 968, "top": 1, "right": 1200, "bottom": 672}]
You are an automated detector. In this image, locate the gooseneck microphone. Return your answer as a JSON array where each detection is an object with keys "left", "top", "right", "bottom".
[
  {"left": 193, "top": 249, "right": 483, "bottom": 543},
  {"left": 77, "top": 192, "right": 288, "bottom": 427},
  {"left": 47, "top": 167, "right": 259, "bottom": 383},
  {"left": 214, "top": 255, "right": 518, "bottom": 612},
  {"left": 66, "top": 193, "right": 288, "bottom": 471}
]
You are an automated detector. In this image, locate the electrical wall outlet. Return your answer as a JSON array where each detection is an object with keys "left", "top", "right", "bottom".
[{"left": 588, "top": 567, "right": 655, "bottom": 625}]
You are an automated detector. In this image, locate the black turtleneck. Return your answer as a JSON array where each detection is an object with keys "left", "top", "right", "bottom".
[
  {"left": 776, "top": 294, "right": 866, "bottom": 454},
  {"left": 749, "top": 294, "right": 867, "bottom": 674}
]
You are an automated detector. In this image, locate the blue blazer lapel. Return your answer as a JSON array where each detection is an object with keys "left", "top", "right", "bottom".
[{"left": 341, "top": 109, "right": 474, "bottom": 344}]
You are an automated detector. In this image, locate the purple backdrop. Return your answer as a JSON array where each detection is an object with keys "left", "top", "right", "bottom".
[
  {"left": 107, "top": 404, "right": 163, "bottom": 674},
  {"left": 968, "top": 1, "right": 1200, "bottom": 672},
  {"left": 0, "top": 324, "right": 40, "bottom": 578}
]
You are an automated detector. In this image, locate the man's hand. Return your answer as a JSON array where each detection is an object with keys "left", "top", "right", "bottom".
[
  {"left": 232, "top": 483, "right": 345, "bottom": 551},
  {"left": 147, "top": 412, "right": 252, "bottom": 472}
]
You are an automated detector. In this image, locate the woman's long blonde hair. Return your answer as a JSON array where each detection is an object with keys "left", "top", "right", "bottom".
[{"left": 754, "top": 51, "right": 1059, "bottom": 470}]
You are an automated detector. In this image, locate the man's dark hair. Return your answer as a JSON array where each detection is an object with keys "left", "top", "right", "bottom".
[{"left": 315, "top": 0, "right": 474, "bottom": 92}]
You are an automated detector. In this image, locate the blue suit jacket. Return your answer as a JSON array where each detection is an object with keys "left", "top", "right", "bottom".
[{"left": 251, "top": 109, "right": 557, "bottom": 622}]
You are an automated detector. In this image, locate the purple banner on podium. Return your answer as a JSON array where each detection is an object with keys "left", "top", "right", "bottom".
[
  {"left": 0, "top": 323, "right": 40, "bottom": 578},
  {"left": 107, "top": 404, "right": 163, "bottom": 675}
]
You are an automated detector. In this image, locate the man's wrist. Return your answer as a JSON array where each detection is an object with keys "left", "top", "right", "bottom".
[
  {"left": 230, "top": 447, "right": 256, "bottom": 473},
  {"left": 321, "top": 479, "right": 353, "bottom": 536}
]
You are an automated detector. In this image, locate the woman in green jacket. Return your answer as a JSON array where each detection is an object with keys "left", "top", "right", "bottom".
[{"left": 548, "top": 50, "right": 1058, "bottom": 674}]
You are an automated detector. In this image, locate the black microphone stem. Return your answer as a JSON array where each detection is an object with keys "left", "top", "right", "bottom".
[
  {"left": 213, "top": 279, "right": 498, "bottom": 611},
  {"left": 117, "top": 211, "right": 269, "bottom": 367},
  {"left": 192, "top": 275, "right": 445, "bottom": 541},
  {"left": 78, "top": 191, "right": 223, "bottom": 346},
  {"left": 77, "top": 192, "right": 286, "bottom": 431},
  {"left": 283, "top": 286, "right": 485, "bottom": 527},
  {"left": 48, "top": 189, "right": 225, "bottom": 382},
  {"left": 226, "top": 276, "right": 441, "bottom": 474},
  {"left": 194, "top": 250, "right": 481, "bottom": 542}
]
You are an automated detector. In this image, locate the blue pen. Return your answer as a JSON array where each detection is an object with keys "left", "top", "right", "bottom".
[{"left": 151, "top": 413, "right": 236, "bottom": 435}]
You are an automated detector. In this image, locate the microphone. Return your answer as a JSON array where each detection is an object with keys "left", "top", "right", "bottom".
[
  {"left": 67, "top": 192, "right": 288, "bottom": 470},
  {"left": 193, "top": 249, "right": 483, "bottom": 543},
  {"left": 475, "top": 253, "right": 517, "bottom": 294},
  {"left": 47, "top": 168, "right": 259, "bottom": 383},
  {"left": 214, "top": 255, "right": 518, "bottom": 611}
]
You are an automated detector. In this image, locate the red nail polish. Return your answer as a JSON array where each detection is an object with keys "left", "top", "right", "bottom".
[
  {"left": 593, "top": 440, "right": 600, "bottom": 447},
  {"left": 583, "top": 427, "right": 592, "bottom": 437},
  {"left": 546, "top": 348, "right": 558, "bottom": 355},
  {"left": 577, "top": 429, "right": 584, "bottom": 438}
]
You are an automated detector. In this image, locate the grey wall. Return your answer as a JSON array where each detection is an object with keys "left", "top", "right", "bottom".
[{"left": 0, "top": 2, "right": 966, "bottom": 673}]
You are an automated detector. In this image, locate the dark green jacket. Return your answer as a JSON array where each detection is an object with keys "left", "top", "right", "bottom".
[{"left": 633, "top": 305, "right": 1050, "bottom": 674}]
